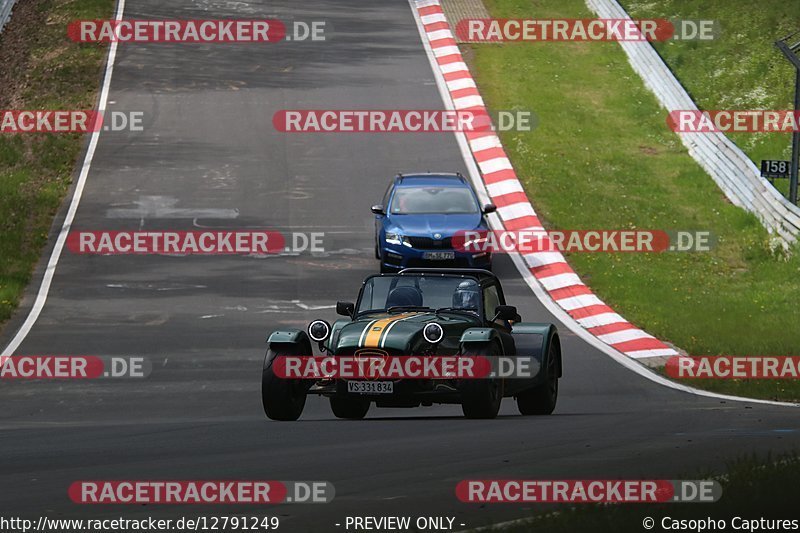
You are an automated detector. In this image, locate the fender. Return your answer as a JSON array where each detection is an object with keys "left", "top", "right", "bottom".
[
  {"left": 459, "top": 327, "right": 499, "bottom": 345},
  {"left": 265, "top": 329, "right": 313, "bottom": 369},
  {"left": 511, "top": 323, "right": 562, "bottom": 385}
]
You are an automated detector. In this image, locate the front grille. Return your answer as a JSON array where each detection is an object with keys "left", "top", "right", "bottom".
[{"left": 407, "top": 236, "right": 452, "bottom": 249}]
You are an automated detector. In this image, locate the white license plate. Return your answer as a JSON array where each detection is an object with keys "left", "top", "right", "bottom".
[
  {"left": 347, "top": 381, "right": 394, "bottom": 394},
  {"left": 424, "top": 251, "right": 455, "bottom": 260}
]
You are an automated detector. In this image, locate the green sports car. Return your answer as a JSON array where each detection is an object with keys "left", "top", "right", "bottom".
[{"left": 261, "top": 268, "right": 562, "bottom": 421}]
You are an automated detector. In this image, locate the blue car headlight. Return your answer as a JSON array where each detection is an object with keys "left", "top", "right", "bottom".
[{"left": 385, "top": 232, "right": 412, "bottom": 248}]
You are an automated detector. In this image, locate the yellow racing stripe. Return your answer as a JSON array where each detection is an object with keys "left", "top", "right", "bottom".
[{"left": 361, "top": 313, "right": 418, "bottom": 348}]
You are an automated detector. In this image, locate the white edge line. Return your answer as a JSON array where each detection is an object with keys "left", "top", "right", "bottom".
[
  {"left": 1, "top": 0, "right": 126, "bottom": 359},
  {"left": 407, "top": 0, "right": 797, "bottom": 408}
]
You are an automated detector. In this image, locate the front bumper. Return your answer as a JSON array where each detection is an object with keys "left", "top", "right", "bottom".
[
  {"left": 380, "top": 245, "right": 491, "bottom": 271},
  {"left": 308, "top": 379, "right": 465, "bottom": 405}
]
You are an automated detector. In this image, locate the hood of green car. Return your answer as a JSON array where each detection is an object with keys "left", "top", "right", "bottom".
[{"left": 331, "top": 312, "right": 480, "bottom": 354}]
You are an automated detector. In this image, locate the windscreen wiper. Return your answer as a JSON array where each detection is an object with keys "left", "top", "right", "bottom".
[
  {"left": 435, "top": 306, "right": 478, "bottom": 316},
  {"left": 387, "top": 305, "right": 433, "bottom": 313}
]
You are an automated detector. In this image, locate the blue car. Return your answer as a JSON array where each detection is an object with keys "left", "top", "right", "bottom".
[{"left": 372, "top": 173, "right": 496, "bottom": 272}]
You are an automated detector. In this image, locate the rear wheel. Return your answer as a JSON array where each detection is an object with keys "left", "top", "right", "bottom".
[
  {"left": 516, "top": 336, "right": 559, "bottom": 415},
  {"left": 460, "top": 343, "right": 503, "bottom": 419},
  {"left": 262, "top": 349, "right": 307, "bottom": 421},
  {"left": 330, "top": 396, "right": 371, "bottom": 419}
]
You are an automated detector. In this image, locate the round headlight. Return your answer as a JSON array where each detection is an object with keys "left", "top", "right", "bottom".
[
  {"left": 423, "top": 322, "right": 444, "bottom": 344},
  {"left": 308, "top": 320, "right": 331, "bottom": 342}
]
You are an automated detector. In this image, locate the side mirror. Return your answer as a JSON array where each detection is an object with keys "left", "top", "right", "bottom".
[
  {"left": 482, "top": 203, "right": 497, "bottom": 214},
  {"left": 494, "top": 305, "right": 521, "bottom": 323},
  {"left": 336, "top": 301, "right": 355, "bottom": 318},
  {"left": 371, "top": 204, "right": 385, "bottom": 215}
]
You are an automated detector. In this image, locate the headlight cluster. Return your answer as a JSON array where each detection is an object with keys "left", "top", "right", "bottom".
[
  {"left": 385, "top": 232, "right": 412, "bottom": 247},
  {"left": 308, "top": 320, "right": 331, "bottom": 342},
  {"left": 423, "top": 322, "right": 444, "bottom": 344}
]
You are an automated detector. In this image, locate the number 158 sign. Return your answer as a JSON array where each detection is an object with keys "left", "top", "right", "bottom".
[{"left": 761, "top": 159, "right": 791, "bottom": 179}]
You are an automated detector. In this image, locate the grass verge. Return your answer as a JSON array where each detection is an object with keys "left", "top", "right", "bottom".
[
  {"left": 0, "top": 0, "right": 114, "bottom": 326},
  {"left": 622, "top": 0, "right": 800, "bottom": 198},
  {"left": 469, "top": 0, "right": 800, "bottom": 401},
  {"left": 494, "top": 453, "right": 800, "bottom": 533}
]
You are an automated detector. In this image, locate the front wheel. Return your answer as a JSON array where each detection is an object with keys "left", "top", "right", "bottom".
[
  {"left": 330, "top": 396, "right": 371, "bottom": 419},
  {"left": 516, "top": 336, "right": 559, "bottom": 415},
  {"left": 460, "top": 343, "right": 503, "bottom": 419},
  {"left": 262, "top": 349, "right": 307, "bottom": 421}
]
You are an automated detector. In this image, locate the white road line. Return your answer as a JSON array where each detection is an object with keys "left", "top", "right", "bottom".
[
  {"left": 408, "top": 0, "right": 796, "bottom": 407},
  {"left": 1, "top": 0, "right": 126, "bottom": 358}
]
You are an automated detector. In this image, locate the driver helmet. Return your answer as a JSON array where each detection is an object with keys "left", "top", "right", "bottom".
[{"left": 452, "top": 280, "right": 480, "bottom": 309}]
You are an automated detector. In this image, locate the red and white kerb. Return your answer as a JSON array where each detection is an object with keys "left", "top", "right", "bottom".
[{"left": 413, "top": 0, "right": 678, "bottom": 361}]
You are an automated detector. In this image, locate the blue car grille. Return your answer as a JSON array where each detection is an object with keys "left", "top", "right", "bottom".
[{"left": 406, "top": 236, "right": 453, "bottom": 249}]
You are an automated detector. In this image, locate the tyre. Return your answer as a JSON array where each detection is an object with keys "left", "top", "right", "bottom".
[
  {"left": 374, "top": 241, "right": 381, "bottom": 260},
  {"left": 330, "top": 396, "right": 371, "bottom": 419},
  {"left": 261, "top": 349, "right": 307, "bottom": 421},
  {"left": 460, "top": 342, "right": 503, "bottom": 419},
  {"left": 516, "top": 335, "right": 559, "bottom": 415}
]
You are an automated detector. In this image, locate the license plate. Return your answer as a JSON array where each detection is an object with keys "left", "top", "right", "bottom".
[
  {"left": 424, "top": 251, "right": 455, "bottom": 260},
  {"left": 347, "top": 381, "right": 394, "bottom": 394}
]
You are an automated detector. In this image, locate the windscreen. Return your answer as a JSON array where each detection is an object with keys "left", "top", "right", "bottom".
[
  {"left": 357, "top": 276, "right": 481, "bottom": 315},
  {"left": 389, "top": 186, "right": 479, "bottom": 214}
]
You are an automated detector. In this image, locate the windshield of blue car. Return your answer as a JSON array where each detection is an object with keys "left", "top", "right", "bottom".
[
  {"left": 357, "top": 276, "right": 481, "bottom": 317},
  {"left": 389, "top": 187, "right": 479, "bottom": 215}
]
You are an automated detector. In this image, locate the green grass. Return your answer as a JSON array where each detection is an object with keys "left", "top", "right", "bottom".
[
  {"left": 623, "top": 0, "right": 800, "bottom": 198},
  {"left": 494, "top": 453, "right": 800, "bottom": 533},
  {"left": 0, "top": 0, "right": 114, "bottom": 324},
  {"left": 471, "top": 0, "right": 800, "bottom": 401}
]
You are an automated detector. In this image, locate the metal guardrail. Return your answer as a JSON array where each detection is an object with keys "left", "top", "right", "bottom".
[
  {"left": 586, "top": 0, "right": 800, "bottom": 245},
  {"left": 0, "top": 0, "right": 17, "bottom": 35}
]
